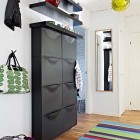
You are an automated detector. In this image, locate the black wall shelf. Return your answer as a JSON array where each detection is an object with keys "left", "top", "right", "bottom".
[
  {"left": 30, "top": 21, "right": 83, "bottom": 39},
  {"left": 103, "top": 31, "right": 111, "bottom": 34},
  {"left": 65, "top": 0, "right": 82, "bottom": 12},
  {"left": 103, "top": 40, "right": 111, "bottom": 42},
  {"left": 29, "top": 1, "right": 83, "bottom": 26}
]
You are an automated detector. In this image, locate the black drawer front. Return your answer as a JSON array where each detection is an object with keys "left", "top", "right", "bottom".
[
  {"left": 62, "top": 35, "right": 76, "bottom": 59},
  {"left": 63, "top": 59, "right": 76, "bottom": 83},
  {"left": 42, "top": 84, "right": 62, "bottom": 114},
  {"left": 32, "top": 57, "right": 41, "bottom": 85},
  {"left": 62, "top": 104, "right": 77, "bottom": 132},
  {"left": 32, "top": 86, "right": 42, "bottom": 140},
  {"left": 42, "top": 110, "right": 62, "bottom": 140},
  {"left": 63, "top": 83, "right": 77, "bottom": 107},
  {"left": 42, "top": 57, "right": 62, "bottom": 85},
  {"left": 32, "top": 28, "right": 42, "bottom": 57},
  {"left": 42, "top": 28, "right": 62, "bottom": 58}
]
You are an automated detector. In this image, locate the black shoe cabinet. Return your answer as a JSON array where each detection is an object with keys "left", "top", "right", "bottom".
[{"left": 30, "top": 21, "right": 80, "bottom": 140}]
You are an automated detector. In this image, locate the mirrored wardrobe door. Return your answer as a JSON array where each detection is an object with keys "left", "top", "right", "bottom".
[{"left": 95, "top": 29, "right": 113, "bottom": 92}]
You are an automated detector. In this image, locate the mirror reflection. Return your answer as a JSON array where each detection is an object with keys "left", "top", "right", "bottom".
[{"left": 95, "top": 30, "right": 113, "bottom": 91}]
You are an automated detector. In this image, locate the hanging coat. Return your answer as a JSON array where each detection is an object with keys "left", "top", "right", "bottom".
[
  {"left": 75, "top": 60, "right": 83, "bottom": 91},
  {"left": 4, "top": 0, "right": 21, "bottom": 31},
  {"left": 108, "top": 65, "right": 112, "bottom": 82}
]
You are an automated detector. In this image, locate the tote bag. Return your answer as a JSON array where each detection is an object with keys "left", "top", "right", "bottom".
[{"left": 0, "top": 51, "right": 30, "bottom": 94}]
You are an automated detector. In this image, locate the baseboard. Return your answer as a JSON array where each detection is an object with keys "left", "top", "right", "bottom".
[{"left": 86, "top": 111, "right": 120, "bottom": 117}]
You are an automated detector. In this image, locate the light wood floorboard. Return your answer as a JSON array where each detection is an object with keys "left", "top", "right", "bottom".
[{"left": 55, "top": 111, "right": 140, "bottom": 140}]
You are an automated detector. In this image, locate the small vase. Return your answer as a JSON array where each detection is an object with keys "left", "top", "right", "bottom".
[{"left": 46, "top": 0, "right": 61, "bottom": 7}]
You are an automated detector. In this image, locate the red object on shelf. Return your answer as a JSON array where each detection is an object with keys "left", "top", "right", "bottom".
[{"left": 45, "top": 0, "right": 60, "bottom": 7}]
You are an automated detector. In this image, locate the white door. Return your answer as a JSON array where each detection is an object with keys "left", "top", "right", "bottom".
[{"left": 129, "top": 33, "right": 140, "bottom": 110}]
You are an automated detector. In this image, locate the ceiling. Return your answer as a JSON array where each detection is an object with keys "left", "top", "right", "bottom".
[
  {"left": 79, "top": 0, "right": 112, "bottom": 12},
  {"left": 79, "top": 0, "right": 140, "bottom": 16}
]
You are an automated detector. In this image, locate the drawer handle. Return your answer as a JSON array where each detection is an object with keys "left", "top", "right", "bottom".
[
  {"left": 43, "top": 85, "right": 59, "bottom": 91},
  {"left": 66, "top": 105, "right": 74, "bottom": 111},
  {"left": 43, "top": 29, "right": 60, "bottom": 39},
  {"left": 64, "top": 59, "right": 76, "bottom": 65},
  {"left": 64, "top": 36, "right": 76, "bottom": 43},
  {"left": 64, "top": 83, "right": 74, "bottom": 88},
  {"left": 43, "top": 56, "right": 58, "bottom": 63},
  {"left": 45, "top": 111, "right": 60, "bottom": 119}
]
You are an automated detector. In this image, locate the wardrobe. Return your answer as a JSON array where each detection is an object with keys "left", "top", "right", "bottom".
[{"left": 30, "top": 21, "right": 79, "bottom": 140}]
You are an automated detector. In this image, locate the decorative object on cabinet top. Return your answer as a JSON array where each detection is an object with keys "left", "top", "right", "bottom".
[
  {"left": 29, "top": 1, "right": 83, "bottom": 26},
  {"left": 65, "top": 0, "right": 83, "bottom": 12},
  {"left": 46, "top": 21, "right": 56, "bottom": 24},
  {"left": 70, "top": 13, "right": 79, "bottom": 19},
  {"left": 30, "top": 21, "right": 83, "bottom": 38},
  {"left": 46, "top": 0, "right": 61, "bottom": 7}
]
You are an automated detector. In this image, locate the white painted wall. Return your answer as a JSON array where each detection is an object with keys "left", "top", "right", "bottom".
[
  {"left": 79, "top": 8, "right": 90, "bottom": 28},
  {"left": 118, "top": 14, "right": 140, "bottom": 115},
  {"left": 85, "top": 17, "right": 93, "bottom": 114},
  {"left": 85, "top": 10, "right": 140, "bottom": 117},
  {"left": 120, "top": 15, "right": 140, "bottom": 111},
  {"left": 118, "top": 15, "right": 127, "bottom": 116},
  {"left": 0, "top": 0, "right": 90, "bottom": 138},
  {"left": 87, "top": 11, "right": 140, "bottom": 116},
  {"left": 86, "top": 9, "right": 120, "bottom": 116}
]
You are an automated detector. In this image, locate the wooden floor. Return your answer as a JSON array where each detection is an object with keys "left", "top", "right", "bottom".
[{"left": 55, "top": 111, "right": 140, "bottom": 140}]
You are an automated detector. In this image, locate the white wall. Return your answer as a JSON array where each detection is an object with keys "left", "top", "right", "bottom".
[
  {"left": 86, "top": 9, "right": 120, "bottom": 116},
  {"left": 86, "top": 11, "right": 140, "bottom": 116},
  {"left": 79, "top": 8, "right": 90, "bottom": 28},
  {"left": 118, "top": 14, "right": 140, "bottom": 115},
  {"left": 118, "top": 15, "right": 127, "bottom": 116},
  {"left": 120, "top": 15, "right": 140, "bottom": 111},
  {"left": 85, "top": 9, "right": 140, "bottom": 116},
  {"left": 0, "top": 0, "right": 90, "bottom": 137}
]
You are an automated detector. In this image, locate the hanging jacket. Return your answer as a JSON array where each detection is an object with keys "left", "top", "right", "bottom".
[
  {"left": 4, "top": 0, "right": 21, "bottom": 31},
  {"left": 108, "top": 65, "right": 112, "bottom": 82},
  {"left": 75, "top": 60, "right": 83, "bottom": 91}
]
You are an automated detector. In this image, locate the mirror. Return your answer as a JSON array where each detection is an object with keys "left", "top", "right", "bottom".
[{"left": 95, "top": 29, "right": 113, "bottom": 92}]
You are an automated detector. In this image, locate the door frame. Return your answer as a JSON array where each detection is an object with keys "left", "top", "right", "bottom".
[
  {"left": 83, "top": 25, "right": 90, "bottom": 113},
  {"left": 128, "top": 32, "right": 140, "bottom": 110},
  {"left": 128, "top": 31, "right": 131, "bottom": 110}
]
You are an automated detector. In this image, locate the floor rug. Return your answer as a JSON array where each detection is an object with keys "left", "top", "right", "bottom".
[{"left": 79, "top": 121, "right": 140, "bottom": 140}]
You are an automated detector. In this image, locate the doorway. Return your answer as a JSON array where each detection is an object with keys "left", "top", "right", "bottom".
[
  {"left": 129, "top": 32, "right": 140, "bottom": 111},
  {"left": 74, "top": 26, "right": 87, "bottom": 114}
]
